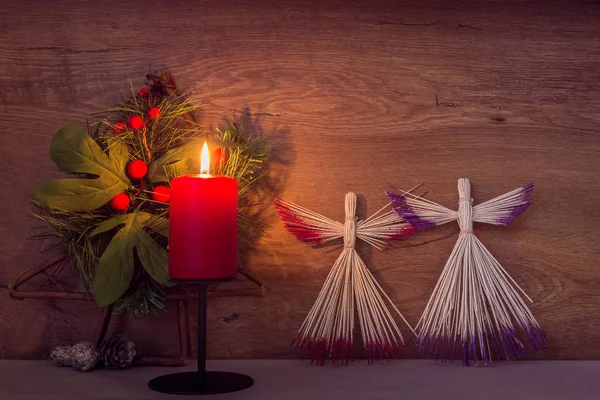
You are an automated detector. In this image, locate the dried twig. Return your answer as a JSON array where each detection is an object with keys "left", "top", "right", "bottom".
[
  {"left": 147, "top": 70, "right": 197, "bottom": 128},
  {"left": 94, "top": 305, "right": 114, "bottom": 348}
]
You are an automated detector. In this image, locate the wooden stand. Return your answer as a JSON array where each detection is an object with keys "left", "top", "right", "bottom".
[{"left": 9, "top": 264, "right": 266, "bottom": 366}]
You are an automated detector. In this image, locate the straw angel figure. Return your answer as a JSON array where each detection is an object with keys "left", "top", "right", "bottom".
[
  {"left": 387, "top": 178, "right": 545, "bottom": 366},
  {"left": 274, "top": 192, "right": 416, "bottom": 365}
]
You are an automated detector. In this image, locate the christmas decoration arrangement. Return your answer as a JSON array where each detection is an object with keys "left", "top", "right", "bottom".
[
  {"left": 30, "top": 71, "right": 269, "bottom": 318},
  {"left": 14, "top": 68, "right": 544, "bottom": 370},
  {"left": 51, "top": 334, "right": 135, "bottom": 372},
  {"left": 387, "top": 178, "right": 545, "bottom": 366},
  {"left": 274, "top": 192, "right": 416, "bottom": 365}
]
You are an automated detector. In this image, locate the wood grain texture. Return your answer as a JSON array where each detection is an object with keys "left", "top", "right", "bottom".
[{"left": 1, "top": 0, "right": 599, "bottom": 360}]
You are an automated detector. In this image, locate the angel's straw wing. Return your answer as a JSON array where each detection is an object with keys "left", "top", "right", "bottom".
[
  {"left": 356, "top": 203, "right": 416, "bottom": 250},
  {"left": 473, "top": 183, "right": 534, "bottom": 226},
  {"left": 386, "top": 189, "right": 457, "bottom": 229},
  {"left": 274, "top": 197, "right": 344, "bottom": 245}
]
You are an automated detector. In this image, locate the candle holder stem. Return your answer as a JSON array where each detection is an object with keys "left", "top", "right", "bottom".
[
  {"left": 197, "top": 283, "right": 207, "bottom": 386},
  {"left": 148, "top": 279, "right": 254, "bottom": 395}
]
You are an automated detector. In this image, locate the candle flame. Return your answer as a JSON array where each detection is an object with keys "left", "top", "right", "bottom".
[{"left": 200, "top": 142, "right": 210, "bottom": 174}]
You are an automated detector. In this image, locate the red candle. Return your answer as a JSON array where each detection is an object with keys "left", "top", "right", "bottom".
[{"left": 168, "top": 143, "right": 238, "bottom": 280}]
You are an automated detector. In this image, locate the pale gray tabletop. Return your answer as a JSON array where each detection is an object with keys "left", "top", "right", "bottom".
[{"left": 0, "top": 360, "right": 597, "bottom": 400}]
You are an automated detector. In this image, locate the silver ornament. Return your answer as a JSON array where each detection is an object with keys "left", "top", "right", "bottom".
[
  {"left": 50, "top": 341, "right": 98, "bottom": 372},
  {"left": 51, "top": 345, "right": 73, "bottom": 367},
  {"left": 70, "top": 341, "right": 98, "bottom": 372}
]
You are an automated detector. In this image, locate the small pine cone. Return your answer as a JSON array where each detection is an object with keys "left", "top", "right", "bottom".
[
  {"left": 70, "top": 342, "right": 98, "bottom": 372},
  {"left": 100, "top": 334, "right": 136, "bottom": 370}
]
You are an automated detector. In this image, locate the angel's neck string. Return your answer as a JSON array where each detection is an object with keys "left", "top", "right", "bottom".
[
  {"left": 344, "top": 192, "right": 358, "bottom": 248},
  {"left": 458, "top": 178, "right": 473, "bottom": 234}
]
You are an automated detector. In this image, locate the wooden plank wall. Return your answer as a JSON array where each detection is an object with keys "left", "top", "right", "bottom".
[{"left": 0, "top": 0, "right": 599, "bottom": 360}]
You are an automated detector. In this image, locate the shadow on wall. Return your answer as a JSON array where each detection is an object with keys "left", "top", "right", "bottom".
[{"left": 229, "top": 105, "right": 296, "bottom": 272}]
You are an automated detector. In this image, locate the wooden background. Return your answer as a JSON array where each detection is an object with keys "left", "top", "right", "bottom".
[{"left": 1, "top": 0, "right": 599, "bottom": 361}]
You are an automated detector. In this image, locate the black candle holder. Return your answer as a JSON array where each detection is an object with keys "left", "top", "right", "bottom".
[{"left": 148, "top": 279, "right": 254, "bottom": 395}]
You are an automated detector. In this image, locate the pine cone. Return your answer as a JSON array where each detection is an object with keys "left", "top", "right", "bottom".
[{"left": 99, "top": 334, "right": 136, "bottom": 370}]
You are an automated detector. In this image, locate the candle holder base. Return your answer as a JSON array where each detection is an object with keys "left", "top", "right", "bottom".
[
  {"left": 149, "top": 280, "right": 254, "bottom": 395},
  {"left": 148, "top": 371, "right": 253, "bottom": 395}
]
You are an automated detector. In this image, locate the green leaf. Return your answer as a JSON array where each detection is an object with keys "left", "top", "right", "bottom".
[
  {"left": 136, "top": 232, "right": 169, "bottom": 285},
  {"left": 91, "top": 211, "right": 171, "bottom": 307},
  {"left": 146, "top": 216, "right": 169, "bottom": 238},
  {"left": 91, "top": 224, "right": 135, "bottom": 307},
  {"left": 90, "top": 213, "right": 133, "bottom": 236},
  {"left": 33, "top": 125, "right": 130, "bottom": 211},
  {"left": 148, "top": 139, "right": 204, "bottom": 182}
]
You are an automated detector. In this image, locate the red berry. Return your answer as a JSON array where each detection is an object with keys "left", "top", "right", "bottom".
[
  {"left": 110, "top": 193, "right": 130, "bottom": 211},
  {"left": 127, "top": 115, "right": 144, "bottom": 130},
  {"left": 151, "top": 185, "right": 170, "bottom": 203},
  {"left": 138, "top": 87, "right": 149, "bottom": 96},
  {"left": 127, "top": 160, "right": 148, "bottom": 179},
  {"left": 147, "top": 107, "right": 161, "bottom": 119},
  {"left": 112, "top": 122, "right": 127, "bottom": 135}
]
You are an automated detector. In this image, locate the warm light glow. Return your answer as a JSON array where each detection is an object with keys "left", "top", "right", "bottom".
[{"left": 200, "top": 142, "right": 210, "bottom": 174}]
